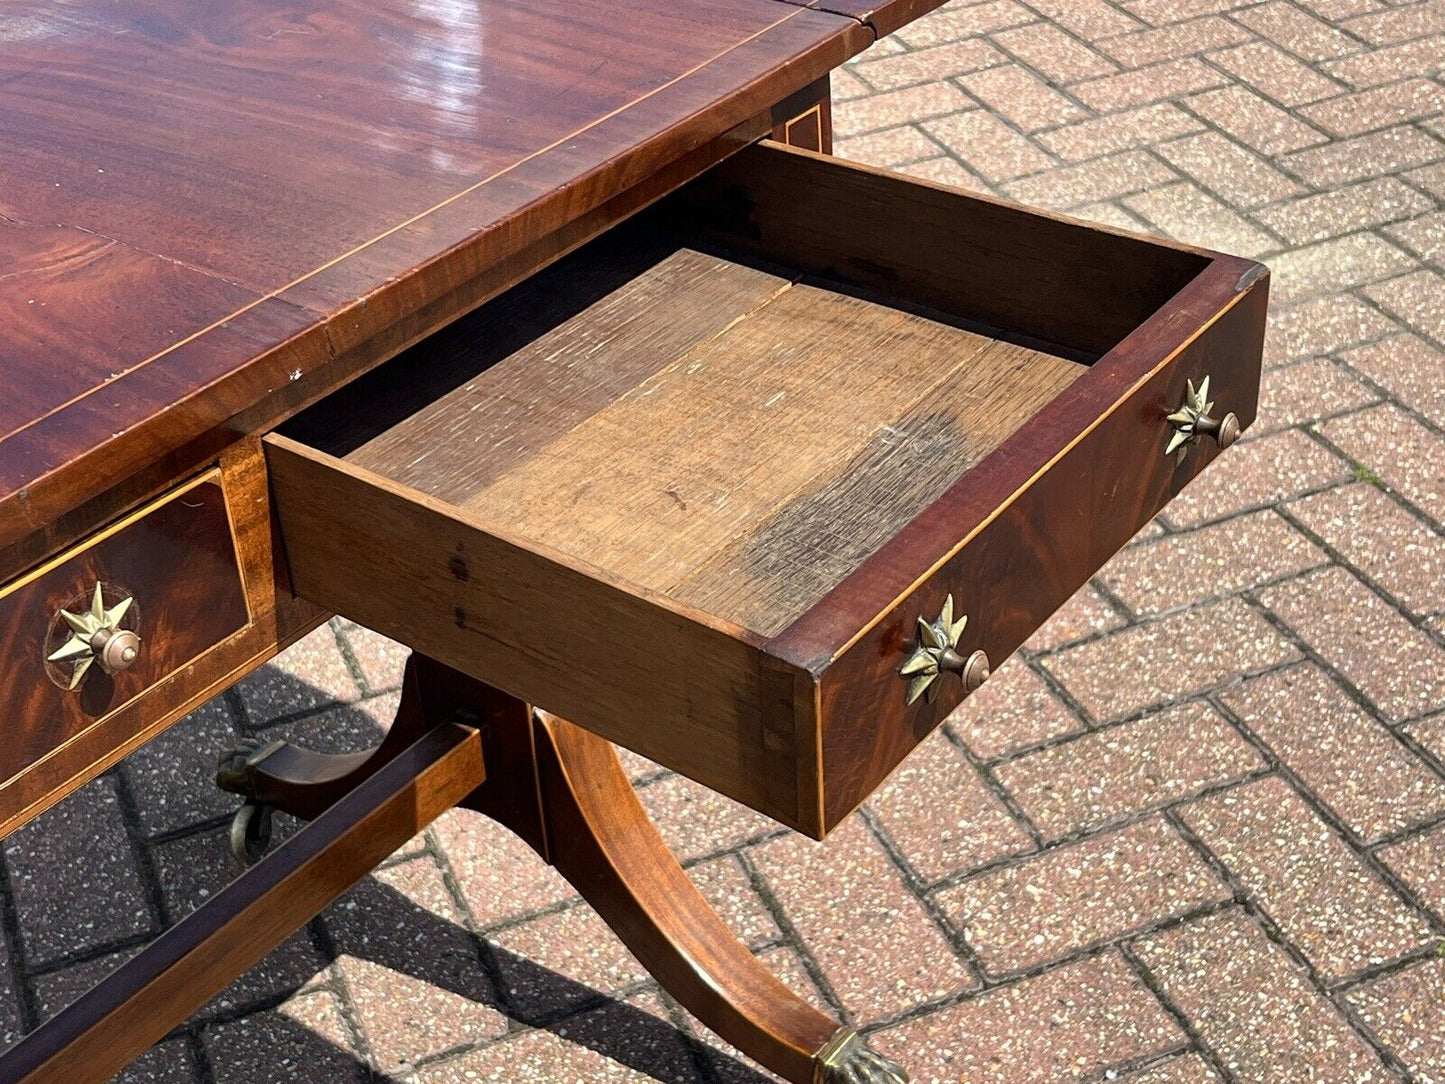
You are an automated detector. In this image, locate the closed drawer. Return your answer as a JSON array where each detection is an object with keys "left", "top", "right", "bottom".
[
  {"left": 267, "top": 141, "right": 1268, "bottom": 839},
  {"left": 0, "top": 471, "right": 251, "bottom": 791}
]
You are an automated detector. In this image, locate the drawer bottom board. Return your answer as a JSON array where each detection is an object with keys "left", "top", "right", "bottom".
[{"left": 291, "top": 231, "right": 1088, "bottom": 639}]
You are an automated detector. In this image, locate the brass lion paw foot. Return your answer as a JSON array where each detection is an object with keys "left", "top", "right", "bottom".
[{"left": 816, "top": 1028, "right": 909, "bottom": 1084}]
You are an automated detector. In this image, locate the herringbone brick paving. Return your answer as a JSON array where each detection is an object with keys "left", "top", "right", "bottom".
[{"left": 3, "top": 1, "right": 1442, "bottom": 1079}]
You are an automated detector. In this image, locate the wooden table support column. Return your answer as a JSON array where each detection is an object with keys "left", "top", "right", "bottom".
[{"left": 528, "top": 709, "right": 907, "bottom": 1083}]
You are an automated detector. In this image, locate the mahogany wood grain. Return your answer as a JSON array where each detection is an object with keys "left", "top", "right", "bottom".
[
  {"left": 0, "top": 473, "right": 246, "bottom": 789},
  {"left": 776, "top": 0, "right": 953, "bottom": 37},
  {"left": 232, "top": 654, "right": 550, "bottom": 856},
  {"left": 0, "top": 441, "right": 324, "bottom": 840},
  {"left": 770, "top": 75, "right": 833, "bottom": 151},
  {"left": 793, "top": 262, "right": 1270, "bottom": 828},
  {"left": 0, "top": 0, "right": 870, "bottom": 554},
  {"left": 0, "top": 223, "right": 258, "bottom": 431},
  {"left": 0, "top": 722, "right": 483, "bottom": 1084},
  {"left": 0, "top": 104, "right": 784, "bottom": 589},
  {"left": 665, "top": 141, "right": 1212, "bottom": 360}
]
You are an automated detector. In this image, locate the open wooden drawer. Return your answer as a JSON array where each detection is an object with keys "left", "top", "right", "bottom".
[{"left": 266, "top": 141, "right": 1268, "bottom": 839}]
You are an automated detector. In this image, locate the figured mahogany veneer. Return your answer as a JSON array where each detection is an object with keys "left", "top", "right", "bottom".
[
  {"left": 0, "top": 473, "right": 238, "bottom": 783},
  {"left": 0, "top": 0, "right": 872, "bottom": 571},
  {"left": 266, "top": 142, "right": 1268, "bottom": 838},
  {"left": 0, "top": 63, "right": 839, "bottom": 841},
  {"left": 0, "top": 443, "right": 324, "bottom": 839}
]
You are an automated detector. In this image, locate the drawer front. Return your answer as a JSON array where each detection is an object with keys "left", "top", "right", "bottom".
[
  {"left": 801, "top": 267, "right": 1269, "bottom": 830},
  {"left": 0, "top": 472, "right": 251, "bottom": 788}
]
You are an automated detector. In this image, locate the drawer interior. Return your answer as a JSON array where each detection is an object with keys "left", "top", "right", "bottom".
[
  {"left": 286, "top": 226, "right": 1094, "bottom": 638},
  {"left": 272, "top": 141, "right": 1256, "bottom": 836},
  {"left": 283, "top": 140, "right": 1211, "bottom": 642}
]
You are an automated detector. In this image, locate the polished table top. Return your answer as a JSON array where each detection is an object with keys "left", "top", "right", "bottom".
[{"left": 0, "top": 0, "right": 887, "bottom": 556}]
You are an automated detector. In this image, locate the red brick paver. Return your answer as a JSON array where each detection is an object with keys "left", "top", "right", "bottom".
[
  {"left": 1135, "top": 909, "right": 1391, "bottom": 1083},
  {"left": 1348, "top": 958, "right": 1445, "bottom": 1084},
  {"left": 872, "top": 952, "right": 1185, "bottom": 1084},
  {"left": 1180, "top": 776, "right": 1435, "bottom": 981},
  {"left": 992, "top": 700, "right": 1265, "bottom": 837},
  {"left": 938, "top": 817, "right": 1228, "bottom": 974},
  {"left": 4, "top": 2, "right": 1444, "bottom": 1081}
]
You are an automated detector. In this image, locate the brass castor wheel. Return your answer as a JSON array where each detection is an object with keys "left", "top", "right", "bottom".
[{"left": 229, "top": 801, "right": 274, "bottom": 864}]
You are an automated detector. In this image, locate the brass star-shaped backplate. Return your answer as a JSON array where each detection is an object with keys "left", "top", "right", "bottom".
[
  {"left": 899, "top": 593, "right": 967, "bottom": 706},
  {"left": 47, "top": 582, "right": 134, "bottom": 690},
  {"left": 1165, "top": 375, "right": 1215, "bottom": 462}
]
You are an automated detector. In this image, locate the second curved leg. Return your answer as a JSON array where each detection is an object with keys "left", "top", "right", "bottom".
[
  {"left": 216, "top": 654, "right": 440, "bottom": 823},
  {"left": 531, "top": 710, "right": 908, "bottom": 1084}
]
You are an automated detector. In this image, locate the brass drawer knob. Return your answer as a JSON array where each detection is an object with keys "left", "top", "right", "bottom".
[
  {"left": 47, "top": 582, "right": 142, "bottom": 689},
  {"left": 1166, "top": 375, "right": 1240, "bottom": 462},
  {"left": 899, "top": 593, "right": 990, "bottom": 706}
]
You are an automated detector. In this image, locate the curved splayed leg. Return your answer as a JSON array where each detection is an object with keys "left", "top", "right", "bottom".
[{"left": 527, "top": 710, "right": 909, "bottom": 1084}]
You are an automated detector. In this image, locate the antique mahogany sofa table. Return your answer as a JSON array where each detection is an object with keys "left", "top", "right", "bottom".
[{"left": 0, "top": 3, "right": 1268, "bottom": 1081}]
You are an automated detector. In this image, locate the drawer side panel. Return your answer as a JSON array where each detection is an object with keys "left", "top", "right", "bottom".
[
  {"left": 265, "top": 435, "right": 810, "bottom": 830},
  {"left": 663, "top": 141, "right": 1210, "bottom": 361}
]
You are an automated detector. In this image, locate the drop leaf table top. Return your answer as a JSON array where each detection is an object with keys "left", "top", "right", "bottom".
[{"left": 0, "top": 0, "right": 878, "bottom": 566}]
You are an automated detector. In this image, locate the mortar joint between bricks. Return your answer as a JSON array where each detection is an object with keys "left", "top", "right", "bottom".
[
  {"left": 110, "top": 766, "right": 172, "bottom": 931},
  {"left": 938, "top": 724, "right": 1046, "bottom": 849},
  {"left": 1306, "top": 412, "right": 1445, "bottom": 538},
  {"left": 326, "top": 617, "right": 375, "bottom": 699},
  {"left": 1347, "top": 279, "right": 1445, "bottom": 359},
  {"left": 412, "top": 827, "right": 520, "bottom": 1030},
  {"left": 1118, "top": 938, "right": 1239, "bottom": 1084},
  {"left": 1023, "top": 648, "right": 1107, "bottom": 732},
  {"left": 972, "top": 898, "right": 1239, "bottom": 990},
  {"left": 1242, "top": 588, "right": 1445, "bottom": 765},
  {"left": 926, "top": 771, "right": 1273, "bottom": 894},
  {"left": 1271, "top": 500, "right": 1445, "bottom": 654},
  {"left": 1083, "top": 1041, "right": 1196, "bottom": 1084},
  {"left": 732, "top": 848, "right": 852, "bottom": 1022},
  {"left": 856, "top": 804, "right": 991, "bottom": 985},
  {"left": 1206, "top": 685, "right": 1445, "bottom": 939}
]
